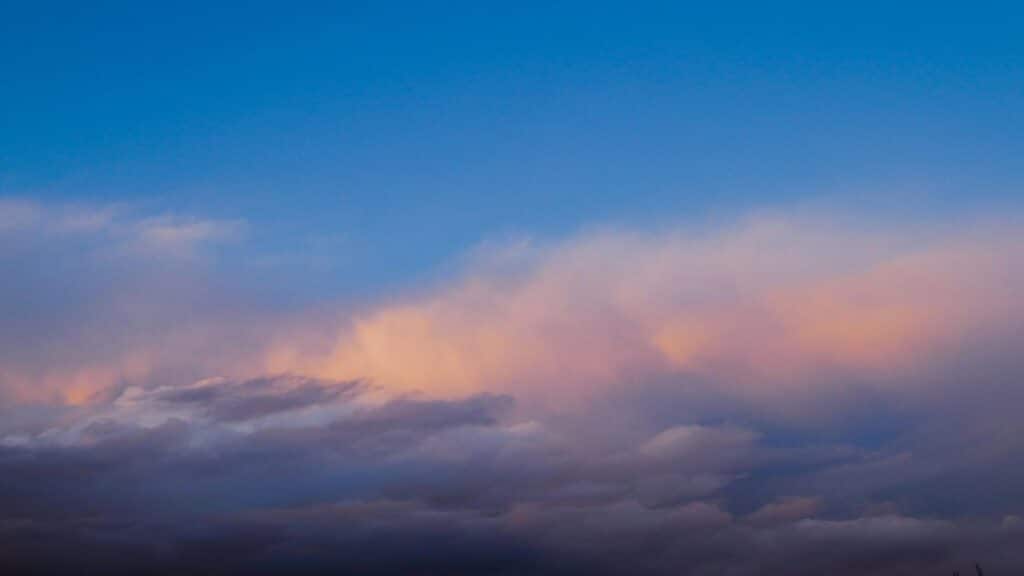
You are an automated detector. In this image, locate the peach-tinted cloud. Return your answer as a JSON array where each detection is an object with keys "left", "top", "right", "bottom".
[
  {"left": 269, "top": 215, "right": 1022, "bottom": 416},
  {"left": 0, "top": 353, "right": 152, "bottom": 405},
  {"left": 4, "top": 205, "right": 1021, "bottom": 423}
]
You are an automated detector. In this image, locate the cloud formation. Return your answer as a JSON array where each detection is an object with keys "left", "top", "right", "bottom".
[{"left": 2, "top": 200, "right": 1023, "bottom": 574}]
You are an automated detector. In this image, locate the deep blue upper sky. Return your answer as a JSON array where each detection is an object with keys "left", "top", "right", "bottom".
[{"left": 3, "top": 1, "right": 1022, "bottom": 294}]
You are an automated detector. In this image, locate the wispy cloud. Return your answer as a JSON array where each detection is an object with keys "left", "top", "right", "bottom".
[
  {"left": 0, "top": 197, "right": 244, "bottom": 257},
  {"left": 0, "top": 197, "right": 116, "bottom": 234},
  {"left": 131, "top": 215, "right": 246, "bottom": 257}
]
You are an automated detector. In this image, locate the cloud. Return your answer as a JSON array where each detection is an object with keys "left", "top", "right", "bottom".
[
  {"left": 0, "top": 198, "right": 42, "bottom": 231},
  {"left": 3, "top": 201, "right": 1024, "bottom": 573},
  {"left": 152, "top": 375, "right": 363, "bottom": 423},
  {"left": 0, "top": 198, "right": 115, "bottom": 234},
  {"left": 0, "top": 198, "right": 256, "bottom": 405},
  {"left": 0, "top": 197, "right": 242, "bottom": 256},
  {"left": 6, "top": 373, "right": 1012, "bottom": 575},
  {"left": 746, "top": 496, "right": 821, "bottom": 525},
  {"left": 640, "top": 425, "right": 757, "bottom": 463},
  {"left": 131, "top": 215, "right": 246, "bottom": 257},
  {"left": 279, "top": 214, "right": 1022, "bottom": 424}
]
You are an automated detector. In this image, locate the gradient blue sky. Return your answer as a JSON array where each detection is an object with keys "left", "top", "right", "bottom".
[{"left": 4, "top": 1, "right": 1022, "bottom": 295}]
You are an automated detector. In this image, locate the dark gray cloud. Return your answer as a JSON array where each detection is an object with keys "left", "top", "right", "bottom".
[{"left": 154, "top": 375, "right": 364, "bottom": 422}]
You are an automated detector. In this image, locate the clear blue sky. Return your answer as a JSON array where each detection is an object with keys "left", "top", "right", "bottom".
[{"left": 3, "top": 1, "right": 1022, "bottom": 294}]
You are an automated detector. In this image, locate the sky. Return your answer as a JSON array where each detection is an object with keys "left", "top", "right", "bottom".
[{"left": 2, "top": 2, "right": 1024, "bottom": 574}]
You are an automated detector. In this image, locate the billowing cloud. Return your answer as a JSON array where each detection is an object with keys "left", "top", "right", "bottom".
[{"left": 275, "top": 214, "right": 1023, "bottom": 423}]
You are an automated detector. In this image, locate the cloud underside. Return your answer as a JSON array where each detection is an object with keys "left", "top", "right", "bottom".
[
  {"left": 4, "top": 375, "right": 1023, "bottom": 575},
  {"left": 2, "top": 202, "right": 1024, "bottom": 573}
]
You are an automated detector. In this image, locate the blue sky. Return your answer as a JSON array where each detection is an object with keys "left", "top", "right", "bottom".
[{"left": 4, "top": 1, "right": 1022, "bottom": 295}]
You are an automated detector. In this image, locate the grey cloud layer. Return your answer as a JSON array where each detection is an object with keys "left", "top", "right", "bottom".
[{"left": 4, "top": 373, "right": 1024, "bottom": 574}]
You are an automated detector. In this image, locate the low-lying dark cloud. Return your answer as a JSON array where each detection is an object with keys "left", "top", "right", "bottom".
[
  {"left": 2, "top": 373, "right": 1023, "bottom": 574},
  {"left": 154, "top": 375, "right": 363, "bottom": 422}
]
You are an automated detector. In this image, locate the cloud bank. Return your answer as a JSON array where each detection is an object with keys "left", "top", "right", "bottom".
[{"left": 2, "top": 200, "right": 1023, "bottom": 574}]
